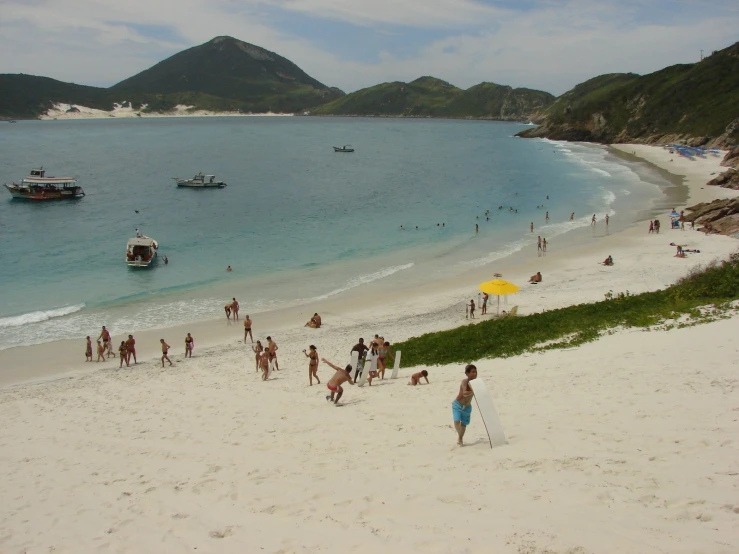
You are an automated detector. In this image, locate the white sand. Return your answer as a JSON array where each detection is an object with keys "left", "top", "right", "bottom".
[
  {"left": 1, "top": 144, "right": 739, "bottom": 553},
  {"left": 39, "top": 102, "right": 294, "bottom": 120}
]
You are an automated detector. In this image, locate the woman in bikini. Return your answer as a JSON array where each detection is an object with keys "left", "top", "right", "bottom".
[
  {"left": 185, "top": 333, "right": 194, "bottom": 357},
  {"left": 259, "top": 349, "right": 270, "bottom": 380},
  {"left": 118, "top": 341, "right": 129, "bottom": 368},
  {"left": 96, "top": 340, "right": 106, "bottom": 362},
  {"left": 252, "top": 340, "right": 263, "bottom": 372},
  {"left": 377, "top": 341, "right": 394, "bottom": 380},
  {"left": 85, "top": 336, "right": 93, "bottom": 362},
  {"left": 303, "top": 345, "right": 320, "bottom": 386}
]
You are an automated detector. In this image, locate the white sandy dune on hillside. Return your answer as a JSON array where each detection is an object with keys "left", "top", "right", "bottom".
[{"left": 39, "top": 102, "right": 293, "bottom": 119}]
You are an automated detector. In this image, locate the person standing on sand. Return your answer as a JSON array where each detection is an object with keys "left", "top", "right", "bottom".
[
  {"left": 351, "top": 338, "right": 369, "bottom": 381},
  {"left": 530, "top": 221, "right": 534, "bottom": 233},
  {"left": 185, "top": 333, "right": 194, "bottom": 357},
  {"left": 243, "top": 315, "right": 253, "bottom": 343},
  {"left": 96, "top": 340, "right": 106, "bottom": 362},
  {"left": 267, "top": 336, "right": 279, "bottom": 371},
  {"left": 252, "top": 340, "right": 263, "bottom": 372},
  {"left": 452, "top": 364, "right": 477, "bottom": 446},
  {"left": 303, "top": 345, "right": 320, "bottom": 386},
  {"left": 224, "top": 304, "right": 232, "bottom": 321},
  {"left": 126, "top": 334, "right": 137, "bottom": 365},
  {"left": 543, "top": 238, "right": 547, "bottom": 253},
  {"left": 537, "top": 236, "right": 542, "bottom": 252},
  {"left": 259, "top": 348, "right": 270, "bottom": 380},
  {"left": 85, "top": 336, "right": 93, "bottom": 362},
  {"left": 467, "top": 299, "right": 475, "bottom": 319},
  {"left": 322, "top": 358, "right": 354, "bottom": 405},
  {"left": 377, "top": 341, "right": 394, "bottom": 379},
  {"left": 649, "top": 220, "right": 654, "bottom": 233},
  {"left": 118, "top": 341, "right": 129, "bottom": 368},
  {"left": 98, "top": 326, "right": 115, "bottom": 358},
  {"left": 605, "top": 214, "right": 609, "bottom": 227},
  {"left": 481, "top": 293, "right": 488, "bottom": 315},
  {"left": 591, "top": 214, "right": 596, "bottom": 226},
  {"left": 231, "top": 298, "right": 240, "bottom": 320},
  {"left": 160, "top": 339, "right": 173, "bottom": 367}
]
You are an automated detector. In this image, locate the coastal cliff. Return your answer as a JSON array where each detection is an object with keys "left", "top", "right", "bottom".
[{"left": 517, "top": 41, "right": 739, "bottom": 148}]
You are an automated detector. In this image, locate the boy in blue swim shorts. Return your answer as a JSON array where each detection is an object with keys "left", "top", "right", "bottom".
[{"left": 452, "top": 364, "right": 477, "bottom": 446}]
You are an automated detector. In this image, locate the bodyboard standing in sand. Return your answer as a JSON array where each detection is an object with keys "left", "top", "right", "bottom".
[
  {"left": 390, "top": 350, "right": 402, "bottom": 379},
  {"left": 350, "top": 350, "right": 359, "bottom": 379},
  {"left": 468, "top": 378, "right": 506, "bottom": 448},
  {"left": 357, "top": 353, "right": 376, "bottom": 387}
]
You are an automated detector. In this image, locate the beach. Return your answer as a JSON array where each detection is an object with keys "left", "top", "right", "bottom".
[
  {"left": 38, "top": 102, "right": 294, "bottom": 120},
  {"left": 1, "top": 143, "right": 739, "bottom": 553}
]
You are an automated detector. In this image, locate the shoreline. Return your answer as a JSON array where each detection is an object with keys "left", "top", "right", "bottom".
[{"left": 1, "top": 142, "right": 737, "bottom": 388}]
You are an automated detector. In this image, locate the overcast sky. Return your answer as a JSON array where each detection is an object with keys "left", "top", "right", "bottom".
[{"left": 1, "top": 0, "right": 737, "bottom": 95}]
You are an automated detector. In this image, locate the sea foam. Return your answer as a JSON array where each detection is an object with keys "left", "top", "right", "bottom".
[{"left": 0, "top": 304, "right": 85, "bottom": 329}]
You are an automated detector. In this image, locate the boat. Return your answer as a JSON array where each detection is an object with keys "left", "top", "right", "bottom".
[
  {"left": 173, "top": 172, "right": 227, "bottom": 188},
  {"left": 4, "top": 167, "right": 85, "bottom": 200},
  {"left": 125, "top": 232, "right": 159, "bottom": 268},
  {"left": 333, "top": 145, "right": 354, "bottom": 153}
]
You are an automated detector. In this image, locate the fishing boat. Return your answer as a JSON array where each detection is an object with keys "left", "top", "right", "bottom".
[
  {"left": 4, "top": 167, "right": 85, "bottom": 200},
  {"left": 125, "top": 232, "right": 159, "bottom": 268},
  {"left": 173, "top": 172, "right": 227, "bottom": 188},
  {"left": 333, "top": 145, "right": 354, "bottom": 153}
]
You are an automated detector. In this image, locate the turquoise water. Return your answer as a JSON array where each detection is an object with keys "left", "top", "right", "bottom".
[{"left": 0, "top": 117, "right": 669, "bottom": 349}]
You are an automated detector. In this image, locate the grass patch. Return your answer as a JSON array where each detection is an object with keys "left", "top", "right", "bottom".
[{"left": 394, "top": 253, "right": 739, "bottom": 367}]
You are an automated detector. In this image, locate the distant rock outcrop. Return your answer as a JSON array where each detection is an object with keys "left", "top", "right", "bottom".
[{"left": 684, "top": 197, "right": 739, "bottom": 237}]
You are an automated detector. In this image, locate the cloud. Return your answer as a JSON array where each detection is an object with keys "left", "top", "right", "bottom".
[{"left": 0, "top": 0, "right": 737, "bottom": 95}]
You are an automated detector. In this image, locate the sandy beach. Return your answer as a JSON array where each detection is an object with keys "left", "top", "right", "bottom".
[
  {"left": 38, "top": 102, "right": 294, "bottom": 120},
  {"left": 1, "top": 143, "right": 738, "bottom": 553}
]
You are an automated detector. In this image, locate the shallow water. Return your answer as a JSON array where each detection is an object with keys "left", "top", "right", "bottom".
[{"left": 0, "top": 117, "right": 673, "bottom": 349}]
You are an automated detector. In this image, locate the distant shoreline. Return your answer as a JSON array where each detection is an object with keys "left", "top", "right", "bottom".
[{"left": 35, "top": 102, "right": 294, "bottom": 121}]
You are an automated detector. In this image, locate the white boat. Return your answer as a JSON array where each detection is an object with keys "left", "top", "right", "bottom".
[
  {"left": 4, "top": 167, "right": 85, "bottom": 200},
  {"left": 125, "top": 233, "right": 158, "bottom": 268},
  {"left": 173, "top": 172, "right": 227, "bottom": 188}
]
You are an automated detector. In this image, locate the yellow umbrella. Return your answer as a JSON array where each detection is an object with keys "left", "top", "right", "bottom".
[{"left": 479, "top": 279, "right": 520, "bottom": 316}]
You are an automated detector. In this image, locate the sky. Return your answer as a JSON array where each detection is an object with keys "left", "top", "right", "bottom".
[{"left": 1, "top": 0, "right": 737, "bottom": 95}]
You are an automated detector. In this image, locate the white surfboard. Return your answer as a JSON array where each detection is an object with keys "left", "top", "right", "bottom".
[
  {"left": 357, "top": 354, "right": 376, "bottom": 387},
  {"left": 350, "top": 350, "right": 359, "bottom": 378},
  {"left": 468, "top": 378, "right": 506, "bottom": 448},
  {"left": 390, "top": 350, "right": 402, "bottom": 379}
]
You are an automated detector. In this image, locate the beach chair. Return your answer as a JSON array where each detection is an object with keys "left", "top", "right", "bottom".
[{"left": 502, "top": 306, "right": 518, "bottom": 317}]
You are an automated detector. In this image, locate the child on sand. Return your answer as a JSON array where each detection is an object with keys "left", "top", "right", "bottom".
[
  {"left": 85, "top": 336, "right": 92, "bottom": 362},
  {"left": 408, "top": 370, "right": 429, "bottom": 385},
  {"left": 452, "top": 364, "right": 477, "bottom": 446},
  {"left": 322, "top": 358, "right": 354, "bottom": 405},
  {"left": 160, "top": 339, "right": 173, "bottom": 367}
]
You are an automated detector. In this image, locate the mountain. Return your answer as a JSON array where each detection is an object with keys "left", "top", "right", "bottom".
[
  {"left": 0, "top": 36, "right": 344, "bottom": 119},
  {"left": 111, "top": 36, "right": 344, "bottom": 113},
  {"left": 310, "top": 76, "right": 555, "bottom": 120},
  {"left": 517, "top": 41, "right": 739, "bottom": 146}
]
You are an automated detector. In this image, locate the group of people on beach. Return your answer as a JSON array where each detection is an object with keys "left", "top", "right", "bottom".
[{"left": 85, "top": 326, "right": 194, "bottom": 368}]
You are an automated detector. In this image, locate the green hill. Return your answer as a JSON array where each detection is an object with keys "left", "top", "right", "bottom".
[
  {"left": 0, "top": 36, "right": 344, "bottom": 119},
  {"left": 0, "top": 75, "right": 112, "bottom": 120},
  {"left": 311, "top": 76, "right": 555, "bottom": 120},
  {"left": 517, "top": 41, "right": 739, "bottom": 146}
]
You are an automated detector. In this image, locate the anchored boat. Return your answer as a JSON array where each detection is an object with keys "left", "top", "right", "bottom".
[
  {"left": 173, "top": 172, "right": 227, "bottom": 188},
  {"left": 126, "top": 232, "right": 159, "bottom": 268},
  {"left": 4, "top": 168, "right": 85, "bottom": 200}
]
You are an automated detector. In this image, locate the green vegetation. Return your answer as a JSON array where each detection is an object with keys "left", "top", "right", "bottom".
[
  {"left": 393, "top": 252, "right": 739, "bottom": 367},
  {"left": 0, "top": 36, "right": 343, "bottom": 119},
  {"left": 312, "top": 76, "right": 555, "bottom": 120},
  {"left": 518, "top": 41, "right": 739, "bottom": 144}
]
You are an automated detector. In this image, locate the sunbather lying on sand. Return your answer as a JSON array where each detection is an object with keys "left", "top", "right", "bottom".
[{"left": 528, "top": 271, "right": 542, "bottom": 283}]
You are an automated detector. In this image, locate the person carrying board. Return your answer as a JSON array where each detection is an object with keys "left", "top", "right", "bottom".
[{"left": 452, "top": 364, "right": 477, "bottom": 446}]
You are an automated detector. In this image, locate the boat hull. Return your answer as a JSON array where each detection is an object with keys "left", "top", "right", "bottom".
[
  {"left": 4, "top": 184, "right": 85, "bottom": 200},
  {"left": 176, "top": 182, "right": 227, "bottom": 188}
]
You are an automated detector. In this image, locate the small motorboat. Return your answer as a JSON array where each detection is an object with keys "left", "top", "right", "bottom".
[
  {"left": 126, "top": 232, "right": 159, "bottom": 268},
  {"left": 173, "top": 172, "right": 227, "bottom": 188},
  {"left": 333, "top": 145, "right": 354, "bottom": 153}
]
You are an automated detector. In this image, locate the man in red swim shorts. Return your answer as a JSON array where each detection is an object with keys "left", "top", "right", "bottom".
[{"left": 321, "top": 358, "right": 354, "bottom": 405}]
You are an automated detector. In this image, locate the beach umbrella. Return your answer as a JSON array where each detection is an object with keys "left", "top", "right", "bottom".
[
  {"left": 669, "top": 211, "right": 680, "bottom": 218},
  {"left": 479, "top": 279, "right": 520, "bottom": 316}
]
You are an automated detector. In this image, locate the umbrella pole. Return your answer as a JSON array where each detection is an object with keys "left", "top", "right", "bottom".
[{"left": 497, "top": 295, "right": 500, "bottom": 316}]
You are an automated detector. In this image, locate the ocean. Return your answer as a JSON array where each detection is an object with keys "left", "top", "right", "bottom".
[{"left": 0, "top": 116, "right": 679, "bottom": 349}]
